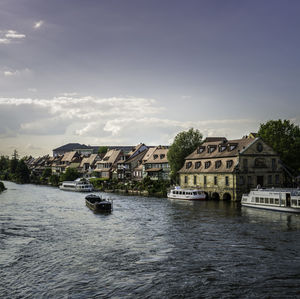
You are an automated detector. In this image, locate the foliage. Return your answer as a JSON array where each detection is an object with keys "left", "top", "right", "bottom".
[
  {"left": 0, "top": 156, "right": 9, "bottom": 172},
  {"left": 258, "top": 119, "right": 300, "bottom": 173},
  {"left": 15, "top": 159, "right": 30, "bottom": 183},
  {"left": 167, "top": 128, "right": 203, "bottom": 182},
  {"left": 42, "top": 168, "right": 52, "bottom": 179},
  {"left": 98, "top": 146, "right": 108, "bottom": 154},
  {"left": 60, "top": 167, "right": 80, "bottom": 181},
  {"left": 49, "top": 174, "right": 60, "bottom": 186},
  {"left": 0, "top": 181, "right": 6, "bottom": 192}
]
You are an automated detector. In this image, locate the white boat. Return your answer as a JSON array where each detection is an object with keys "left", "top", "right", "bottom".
[
  {"left": 241, "top": 188, "right": 300, "bottom": 213},
  {"left": 167, "top": 186, "right": 206, "bottom": 200},
  {"left": 59, "top": 178, "right": 93, "bottom": 192}
]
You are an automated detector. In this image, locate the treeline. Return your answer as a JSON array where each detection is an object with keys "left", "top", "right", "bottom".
[{"left": 0, "top": 151, "right": 81, "bottom": 186}]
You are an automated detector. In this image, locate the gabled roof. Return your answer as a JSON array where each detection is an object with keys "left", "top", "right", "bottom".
[
  {"left": 80, "top": 154, "right": 98, "bottom": 167},
  {"left": 97, "top": 149, "right": 122, "bottom": 164},
  {"left": 125, "top": 149, "right": 147, "bottom": 164},
  {"left": 144, "top": 146, "right": 169, "bottom": 164},
  {"left": 61, "top": 151, "right": 78, "bottom": 162},
  {"left": 186, "top": 138, "right": 255, "bottom": 160},
  {"left": 142, "top": 147, "right": 156, "bottom": 163}
]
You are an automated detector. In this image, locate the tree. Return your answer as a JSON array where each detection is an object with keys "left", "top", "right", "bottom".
[
  {"left": 15, "top": 160, "right": 30, "bottom": 183},
  {"left": 258, "top": 119, "right": 300, "bottom": 173},
  {"left": 167, "top": 128, "right": 203, "bottom": 182},
  {"left": 98, "top": 146, "right": 108, "bottom": 155},
  {"left": 60, "top": 167, "right": 80, "bottom": 181}
]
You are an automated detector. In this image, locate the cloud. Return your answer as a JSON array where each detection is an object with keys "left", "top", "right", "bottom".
[
  {"left": 0, "top": 30, "right": 26, "bottom": 44},
  {"left": 34, "top": 20, "right": 44, "bottom": 29},
  {"left": 2, "top": 68, "right": 32, "bottom": 77},
  {"left": 5, "top": 30, "right": 26, "bottom": 39}
]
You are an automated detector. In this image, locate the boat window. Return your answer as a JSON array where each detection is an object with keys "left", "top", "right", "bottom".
[
  {"left": 275, "top": 198, "right": 279, "bottom": 205},
  {"left": 255, "top": 197, "right": 259, "bottom": 203},
  {"left": 270, "top": 198, "right": 274, "bottom": 204},
  {"left": 251, "top": 197, "right": 255, "bottom": 202},
  {"left": 265, "top": 198, "right": 269, "bottom": 204},
  {"left": 193, "top": 192, "right": 197, "bottom": 195},
  {"left": 292, "top": 200, "right": 297, "bottom": 206},
  {"left": 260, "top": 198, "right": 264, "bottom": 203},
  {"left": 281, "top": 200, "right": 286, "bottom": 206}
]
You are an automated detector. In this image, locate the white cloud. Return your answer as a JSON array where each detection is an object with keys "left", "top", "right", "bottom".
[
  {"left": 3, "top": 68, "right": 32, "bottom": 77},
  {"left": 5, "top": 30, "right": 26, "bottom": 39},
  {"left": 0, "top": 29, "right": 26, "bottom": 44},
  {"left": 34, "top": 20, "right": 44, "bottom": 29}
]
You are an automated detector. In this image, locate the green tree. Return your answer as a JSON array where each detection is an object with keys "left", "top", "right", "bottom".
[
  {"left": 49, "top": 174, "right": 60, "bottom": 186},
  {"left": 0, "top": 156, "right": 9, "bottom": 173},
  {"left": 167, "top": 128, "right": 203, "bottom": 182},
  {"left": 60, "top": 167, "right": 80, "bottom": 181},
  {"left": 258, "top": 119, "right": 300, "bottom": 173},
  {"left": 98, "top": 146, "right": 108, "bottom": 155},
  {"left": 15, "top": 159, "right": 30, "bottom": 183}
]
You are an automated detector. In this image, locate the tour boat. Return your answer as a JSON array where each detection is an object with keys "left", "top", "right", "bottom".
[
  {"left": 241, "top": 188, "right": 300, "bottom": 213},
  {"left": 85, "top": 194, "right": 112, "bottom": 212},
  {"left": 59, "top": 178, "right": 93, "bottom": 192},
  {"left": 167, "top": 186, "right": 206, "bottom": 200}
]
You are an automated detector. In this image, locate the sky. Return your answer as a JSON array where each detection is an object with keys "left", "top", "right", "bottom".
[{"left": 0, "top": 0, "right": 299, "bottom": 157}]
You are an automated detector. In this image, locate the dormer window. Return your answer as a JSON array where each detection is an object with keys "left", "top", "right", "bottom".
[
  {"left": 160, "top": 154, "right": 165, "bottom": 159},
  {"left": 219, "top": 145, "right": 227, "bottom": 152},
  {"left": 205, "top": 161, "right": 211, "bottom": 169},
  {"left": 215, "top": 160, "right": 222, "bottom": 169},
  {"left": 153, "top": 154, "right": 158, "bottom": 159},
  {"left": 229, "top": 144, "right": 237, "bottom": 151},
  {"left": 195, "top": 161, "right": 201, "bottom": 169},
  {"left": 256, "top": 143, "right": 263, "bottom": 152},
  {"left": 208, "top": 146, "right": 216, "bottom": 153},
  {"left": 186, "top": 162, "right": 192, "bottom": 169},
  {"left": 197, "top": 146, "right": 205, "bottom": 154},
  {"left": 226, "top": 160, "right": 233, "bottom": 168}
]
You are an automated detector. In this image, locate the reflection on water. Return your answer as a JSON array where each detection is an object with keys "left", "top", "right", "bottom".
[
  {"left": 242, "top": 206, "right": 300, "bottom": 231},
  {"left": 1, "top": 181, "right": 300, "bottom": 298}
]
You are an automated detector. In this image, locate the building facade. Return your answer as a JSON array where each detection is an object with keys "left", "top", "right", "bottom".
[{"left": 178, "top": 137, "right": 284, "bottom": 201}]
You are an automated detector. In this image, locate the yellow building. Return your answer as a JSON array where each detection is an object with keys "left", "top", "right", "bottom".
[{"left": 178, "top": 137, "right": 284, "bottom": 201}]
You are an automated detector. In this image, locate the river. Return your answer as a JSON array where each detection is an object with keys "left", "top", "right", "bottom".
[{"left": 1, "top": 181, "right": 300, "bottom": 298}]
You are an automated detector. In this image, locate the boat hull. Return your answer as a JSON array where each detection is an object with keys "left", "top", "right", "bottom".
[
  {"left": 167, "top": 195, "right": 206, "bottom": 201},
  {"left": 241, "top": 203, "right": 300, "bottom": 213}
]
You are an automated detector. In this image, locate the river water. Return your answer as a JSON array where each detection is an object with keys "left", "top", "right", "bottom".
[{"left": 0, "top": 181, "right": 300, "bottom": 298}]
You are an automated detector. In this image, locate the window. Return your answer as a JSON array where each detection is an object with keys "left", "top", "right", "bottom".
[
  {"left": 208, "top": 146, "right": 216, "bottom": 153},
  {"left": 195, "top": 161, "right": 201, "bottom": 169},
  {"left": 226, "top": 160, "right": 233, "bottom": 168},
  {"left": 239, "top": 176, "right": 245, "bottom": 185},
  {"left": 272, "top": 158, "right": 276, "bottom": 170},
  {"left": 160, "top": 154, "right": 165, "bottom": 159},
  {"left": 204, "top": 176, "right": 207, "bottom": 185},
  {"left": 225, "top": 176, "right": 229, "bottom": 186},
  {"left": 229, "top": 144, "right": 237, "bottom": 151},
  {"left": 153, "top": 154, "right": 158, "bottom": 159},
  {"left": 247, "top": 176, "right": 252, "bottom": 185},
  {"left": 194, "top": 176, "right": 197, "bottom": 185},
  {"left": 184, "top": 176, "right": 188, "bottom": 184},
  {"left": 268, "top": 175, "right": 272, "bottom": 184},
  {"left": 205, "top": 161, "right": 211, "bottom": 169},
  {"left": 220, "top": 145, "right": 227, "bottom": 152},
  {"left": 275, "top": 174, "right": 280, "bottom": 185},
  {"left": 197, "top": 147, "right": 205, "bottom": 154},
  {"left": 215, "top": 160, "right": 221, "bottom": 169},
  {"left": 254, "top": 158, "right": 266, "bottom": 168},
  {"left": 186, "top": 162, "right": 192, "bottom": 169},
  {"left": 257, "top": 143, "right": 263, "bottom": 152},
  {"left": 214, "top": 176, "right": 218, "bottom": 185},
  {"left": 243, "top": 159, "right": 248, "bottom": 169}
]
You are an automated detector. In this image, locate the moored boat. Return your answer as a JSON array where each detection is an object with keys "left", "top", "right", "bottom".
[
  {"left": 167, "top": 186, "right": 206, "bottom": 200},
  {"left": 59, "top": 178, "right": 93, "bottom": 192},
  {"left": 241, "top": 188, "right": 300, "bottom": 213},
  {"left": 85, "top": 194, "right": 113, "bottom": 212}
]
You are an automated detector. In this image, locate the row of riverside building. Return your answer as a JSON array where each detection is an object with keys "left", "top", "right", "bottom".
[{"left": 25, "top": 133, "right": 295, "bottom": 201}]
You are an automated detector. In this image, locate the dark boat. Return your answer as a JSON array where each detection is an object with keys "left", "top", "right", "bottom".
[{"left": 85, "top": 194, "right": 113, "bottom": 212}]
